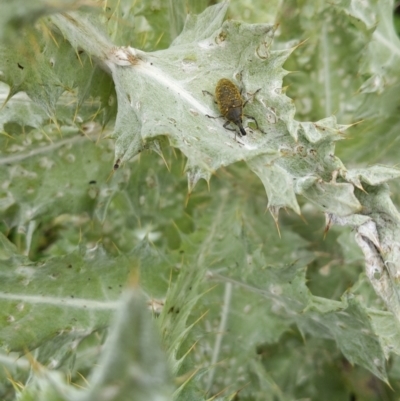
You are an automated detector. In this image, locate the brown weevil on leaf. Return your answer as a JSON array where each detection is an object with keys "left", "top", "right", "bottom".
[{"left": 203, "top": 78, "right": 264, "bottom": 137}]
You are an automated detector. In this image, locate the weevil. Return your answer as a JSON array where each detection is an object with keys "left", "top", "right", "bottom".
[
  {"left": 216, "top": 78, "right": 247, "bottom": 136},
  {"left": 204, "top": 78, "right": 263, "bottom": 137}
]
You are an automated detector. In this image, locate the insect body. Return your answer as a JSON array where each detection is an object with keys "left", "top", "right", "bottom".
[{"left": 215, "top": 78, "right": 247, "bottom": 136}]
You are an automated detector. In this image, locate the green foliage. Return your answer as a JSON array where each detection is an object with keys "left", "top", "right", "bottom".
[{"left": 1, "top": 1, "right": 400, "bottom": 400}]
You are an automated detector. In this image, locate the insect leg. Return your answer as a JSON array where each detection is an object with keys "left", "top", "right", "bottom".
[
  {"left": 206, "top": 114, "right": 223, "bottom": 119},
  {"left": 243, "top": 114, "right": 267, "bottom": 135},
  {"left": 223, "top": 120, "right": 245, "bottom": 139},
  {"left": 223, "top": 120, "right": 238, "bottom": 132},
  {"left": 202, "top": 90, "right": 217, "bottom": 104}
]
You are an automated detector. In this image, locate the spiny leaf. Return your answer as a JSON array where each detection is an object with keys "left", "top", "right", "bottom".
[{"left": 0, "top": 233, "right": 131, "bottom": 353}]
